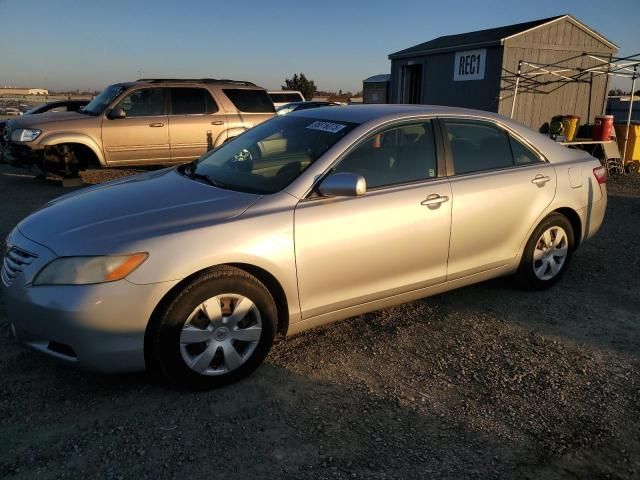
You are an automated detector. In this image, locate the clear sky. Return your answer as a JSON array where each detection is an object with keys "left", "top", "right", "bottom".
[{"left": 0, "top": 0, "right": 638, "bottom": 93}]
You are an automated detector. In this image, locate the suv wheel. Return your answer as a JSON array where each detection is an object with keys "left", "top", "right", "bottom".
[
  {"left": 516, "top": 213, "right": 574, "bottom": 290},
  {"left": 147, "top": 266, "right": 276, "bottom": 389}
]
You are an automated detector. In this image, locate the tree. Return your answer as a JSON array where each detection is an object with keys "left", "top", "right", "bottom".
[{"left": 282, "top": 73, "right": 317, "bottom": 100}]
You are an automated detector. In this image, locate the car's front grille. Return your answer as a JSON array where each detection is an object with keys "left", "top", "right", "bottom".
[{"left": 1, "top": 245, "right": 38, "bottom": 287}]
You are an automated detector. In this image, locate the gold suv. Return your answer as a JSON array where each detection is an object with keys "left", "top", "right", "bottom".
[{"left": 4, "top": 79, "right": 275, "bottom": 175}]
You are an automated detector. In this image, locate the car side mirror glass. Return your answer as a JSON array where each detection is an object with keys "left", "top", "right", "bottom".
[
  {"left": 108, "top": 107, "right": 126, "bottom": 120},
  {"left": 318, "top": 172, "right": 366, "bottom": 197}
]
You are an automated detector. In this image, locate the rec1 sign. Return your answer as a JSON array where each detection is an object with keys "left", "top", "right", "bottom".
[{"left": 453, "top": 49, "right": 486, "bottom": 81}]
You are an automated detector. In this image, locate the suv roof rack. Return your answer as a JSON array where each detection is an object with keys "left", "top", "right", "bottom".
[{"left": 137, "top": 78, "right": 257, "bottom": 87}]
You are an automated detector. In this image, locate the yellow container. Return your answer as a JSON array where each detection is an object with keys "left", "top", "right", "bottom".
[
  {"left": 562, "top": 115, "right": 580, "bottom": 142},
  {"left": 614, "top": 123, "right": 640, "bottom": 162}
]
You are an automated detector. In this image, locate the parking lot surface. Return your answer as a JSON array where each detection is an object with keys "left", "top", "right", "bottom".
[{"left": 0, "top": 163, "right": 639, "bottom": 479}]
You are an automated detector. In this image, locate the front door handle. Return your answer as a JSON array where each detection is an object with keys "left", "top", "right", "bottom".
[
  {"left": 531, "top": 175, "right": 551, "bottom": 185},
  {"left": 421, "top": 194, "right": 449, "bottom": 207},
  {"left": 149, "top": 122, "right": 164, "bottom": 127}
]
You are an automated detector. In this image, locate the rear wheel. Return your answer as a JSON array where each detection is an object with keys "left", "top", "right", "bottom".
[
  {"left": 516, "top": 213, "right": 574, "bottom": 290},
  {"left": 147, "top": 266, "right": 276, "bottom": 389},
  {"left": 627, "top": 160, "right": 640, "bottom": 174}
]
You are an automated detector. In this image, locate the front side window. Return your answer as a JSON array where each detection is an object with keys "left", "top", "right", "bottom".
[
  {"left": 117, "top": 88, "right": 164, "bottom": 117},
  {"left": 189, "top": 116, "right": 357, "bottom": 194},
  {"left": 224, "top": 89, "right": 276, "bottom": 113},
  {"left": 443, "top": 120, "right": 513, "bottom": 175},
  {"left": 170, "top": 87, "right": 217, "bottom": 115},
  {"left": 333, "top": 121, "right": 437, "bottom": 189}
]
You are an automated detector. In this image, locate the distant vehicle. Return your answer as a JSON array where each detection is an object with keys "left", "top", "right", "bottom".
[
  {"left": 276, "top": 101, "right": 340, "bottom": 115},
  {"left": 1, "top": 100, "right": 90, "bottom": 147},
  {"left": 1, "top": 107, "right": 22, "bottom": 116},
  {"left": 4, "top": 78, "right": 275, "bottom": 176},
  {"left": 268, "top": 90, "right": 305, "bottom": 108},
  {"left": 2, "top": 105, "right": 607, "bottom": 389},
  {"left": 24, "top": 99, "right": 90, "bottom": 115}
]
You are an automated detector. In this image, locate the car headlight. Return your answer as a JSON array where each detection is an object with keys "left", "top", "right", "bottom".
[
  {"left": 33, "top": 253, "right": 148, "bottom": 286},
  {"left": 11, "top": 128, "right": 41, "bottom": 142}
]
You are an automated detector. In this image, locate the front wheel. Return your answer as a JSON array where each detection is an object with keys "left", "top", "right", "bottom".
[
  {"left": 147, "top": 266, "right": 277, "bottom": 389},
  {"left": 516, "top": 213, "right": 574, "bottom": 290}
]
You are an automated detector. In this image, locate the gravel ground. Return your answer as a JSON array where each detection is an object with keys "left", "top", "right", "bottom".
[{"left": 0, "top": 163, "right": 639, "bottom": 479}]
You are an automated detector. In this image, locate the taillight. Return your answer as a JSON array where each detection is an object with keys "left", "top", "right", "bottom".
[{"left": 593, "top": 166, "right": 607, "bottom": 185}]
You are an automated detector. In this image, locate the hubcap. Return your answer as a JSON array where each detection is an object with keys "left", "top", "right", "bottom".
[
  {"left": 533, "top": 226, "right": 568, "bottom": 281},
  {"left": 179, "top": 294, "right": 262, "bottom": 376}
]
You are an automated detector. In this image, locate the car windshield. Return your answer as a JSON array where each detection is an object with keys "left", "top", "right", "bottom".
[
  {"left": 81, "top": 85, "right": 127, "bottom": 115},
  {"left": 24, "top": 105, "right": 46, "bottom": 115},
  {"left": 188, "top": 116, "right": 358, "bottom": 194}
]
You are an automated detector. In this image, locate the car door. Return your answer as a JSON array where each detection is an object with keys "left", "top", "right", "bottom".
[
  {"left": 102, "top": 87, "right": 169, "bottom": 164},
  {"left": 167, "top": 87, "right": 227, "bottom": 163},
  {"left": 294, "top": 120, "right": 452, "bottom": 319},
  {"left": 440, "top": 118, "right": 557, "bottom": 280}
]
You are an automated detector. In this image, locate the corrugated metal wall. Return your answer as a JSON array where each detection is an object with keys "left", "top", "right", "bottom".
[{"left": 498, "top": 17, "right": 615, "bottom": 130}]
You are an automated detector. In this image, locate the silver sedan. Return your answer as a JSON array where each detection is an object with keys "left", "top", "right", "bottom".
[{"left": 2, "top": 105, "right": 607, "bottom": 389}]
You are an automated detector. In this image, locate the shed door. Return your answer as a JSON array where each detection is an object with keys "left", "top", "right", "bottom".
[{"left": 400, "top": 64, "right": 422, "bottom": 104}]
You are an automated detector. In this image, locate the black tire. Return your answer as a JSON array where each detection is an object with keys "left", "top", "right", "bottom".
[
  {"left": 626, "top": 160, "right": 640, "bottom": 174},
  {"left": 146, "top": 266, "right": 277, "bottom": 390},
  {"left": 516, "top": 213, "right": 575, "bottom": 290}
]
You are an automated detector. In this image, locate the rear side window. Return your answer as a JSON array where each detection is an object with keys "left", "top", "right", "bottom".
[
  {"left": 270, "top": 92, "right": 303, "bottom": 103},
  {"left": 443, "top": 120, "right": 513, "bottom": 175},
  {"left": 170, "top": 88, "right": 218, "bottom": 115},
  {"left": 224, "top": 89, "right": 276, "bottom": 113},
  {"left": 510, "top": 136, "right": 542, "bottom": 165}
]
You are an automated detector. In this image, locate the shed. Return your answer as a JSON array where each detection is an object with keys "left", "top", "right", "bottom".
[
  {"left": 388, "top": 15, "right": 618, "bottom": 130},
  {"left": 363, "top": 74, "right": 391, "bottom": 104}
]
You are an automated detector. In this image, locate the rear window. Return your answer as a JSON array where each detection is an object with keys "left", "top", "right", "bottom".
[
  {"left": 170, "top": 87, "right": 217, "bottom": 115},
  {"left": 223, "top": 89, "right": 276, "bottom": 113},
  {"left": 269, "top": 92, "right": 304, "bottom": 103}
]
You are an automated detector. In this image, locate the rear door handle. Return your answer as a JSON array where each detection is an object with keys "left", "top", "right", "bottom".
[
  {"left": 149, "top": 122, "right": 164, "bottom": 127},
  {"left": 211, "top": 121, "right": 224, "bottom": 126},
  {"left": 531, "top": 175, "right": 551, "bottom": 185},
  {"left": 421, "top": 194, "right": 449, "bottom": 207}
]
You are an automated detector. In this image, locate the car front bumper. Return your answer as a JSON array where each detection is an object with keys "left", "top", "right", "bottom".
[
  {"left": 4, "top": 142, "right": 43, "bottom": 168},
  {"left": 2, "top": 228, "right": 179, "bottom": 373}
]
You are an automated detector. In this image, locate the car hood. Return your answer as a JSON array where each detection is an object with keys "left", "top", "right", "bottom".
[
  {"left": 9, "top": 110, "right": 89, "bottom": 128},
  {"left": 18, "top": 168, "right": 261, "bottom": 256}
]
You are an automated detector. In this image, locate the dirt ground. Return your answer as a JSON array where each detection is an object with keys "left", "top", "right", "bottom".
[{"left": 0, "top": 162, "right": 639, "bottom": 480}]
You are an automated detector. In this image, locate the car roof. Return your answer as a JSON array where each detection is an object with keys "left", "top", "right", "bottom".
[
  {"left": 287, "top": 104, "right": 505, "bottom": 123},
  {"left": 281, "top": 101, "right": 332, "bottom": 107},
  {"left": 121, "top": 80, "right": 264, "bottom": 90}
]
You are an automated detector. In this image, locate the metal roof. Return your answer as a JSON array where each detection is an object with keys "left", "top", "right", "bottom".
[
  {"left": 388, "top": 15, "right": 616, "bottom": 59},
  {"left": 363, "top": 74, "right": 391, "bottom": 83}
]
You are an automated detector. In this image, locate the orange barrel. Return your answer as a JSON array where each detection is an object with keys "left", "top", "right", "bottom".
[
  {"left": 562, "top": 115, "right": 580, "bottom": 141},
  {"left": 593, "top": 115, "right": 614, "bottom": 141}
]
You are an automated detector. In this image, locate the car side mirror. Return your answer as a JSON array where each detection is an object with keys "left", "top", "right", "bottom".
[
  {"left": 107, "top": 107, "right": 126, "bottom": 119},
  {"left": 318, "top": 172, "right": 366, "bottom": 197}
]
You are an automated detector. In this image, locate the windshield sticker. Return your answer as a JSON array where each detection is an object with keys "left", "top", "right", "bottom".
[{"left": 306, "top": 121, "right": 347, "bottom": 134}]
